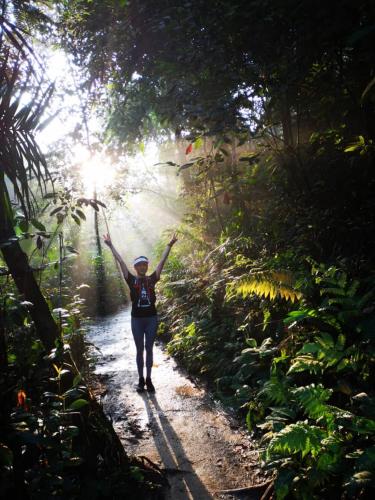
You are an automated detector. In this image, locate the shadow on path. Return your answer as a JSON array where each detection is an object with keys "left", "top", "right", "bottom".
[{"left": 141, "top": 392, "right": 212, "bottom": 499}]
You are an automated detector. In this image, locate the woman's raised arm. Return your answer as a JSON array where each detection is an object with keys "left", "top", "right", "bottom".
[
  {"left": 103, "top": 233, "right": 130, "bottom": 280},
  {"left": 155, "top": 232, "right": 178, "bottom": 280}
]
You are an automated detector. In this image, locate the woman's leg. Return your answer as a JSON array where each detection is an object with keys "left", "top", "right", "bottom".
[
  {"left": 131, "top": 317, "right": 145, "bottom": 378},
  {"left": 144, "top": 316, "right": 158, "bottom": 379}
]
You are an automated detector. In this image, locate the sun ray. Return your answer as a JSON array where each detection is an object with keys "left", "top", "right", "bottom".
[{"left": 73, "top": 145, "right": 116, "bottom": 196}]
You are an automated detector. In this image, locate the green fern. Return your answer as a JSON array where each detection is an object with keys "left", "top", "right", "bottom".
[
  {"left": 259, "top": 375, "right": 290, "bottom": 405},
  {"left": 311, "top": 261, "right": 375, "bottom": 325},
  {"left": 317, "top": 433, "right": 345, "bottom": 473},
  {"left": 267, "top": 422, "right": 325, "bottom": 459},
  {"left": 287, "top": 355, "right": 324, "bottom": 374},
  {"left": 343, "top": 415, "right": 375, "bottom": 434},
  {"left": 246, "top": 400, "right": 266, "bottom": 431},
  {"left": 288, "top": 333, "right": 350, "bottom": 375},
  {"left": 264, "top": 406, "right": 297, "bottom": 433},
  {"left": 292, "top": 384, "right": 332, "bottom": 419}
]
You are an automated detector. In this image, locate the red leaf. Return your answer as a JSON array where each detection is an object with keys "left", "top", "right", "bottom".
[
  {"left": 17, "top": 389, "right": 27, "bottom": 409},
  {"left": 185, "top": 143, "right": 193, "bottom": 155},
  {"left": 223, "top": 192, "right": 230, "bottom": 204}
]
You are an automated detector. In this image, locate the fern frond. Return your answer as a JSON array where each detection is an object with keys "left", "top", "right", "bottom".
[
  {"left": 315, "top": 332, "right": 335, "bottom": 349},
  {"left": 259, "top": 375, "right": 289, "bottom": 405},
  {"left": 347, "top": 280, "right": 360, "bottom": 297},
  {"left": 292, "top": 384, "right": 332, "bottom": 419},
  {"left": 288, "top": 355, "right": 324, "bottom": 374},
  {"left": 230, "top": 270, "right": 303, "bottom": 303},
  {"left": 321, "top": 286, "right": 347, "bottom": 297},
  {"left": 266, "top": 406, "right": 297, "bottom": 423},
  {"left": 267, "top": 422, "right": 325, "bottom": 458}
]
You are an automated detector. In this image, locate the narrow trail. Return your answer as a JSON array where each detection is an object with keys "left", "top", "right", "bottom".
[{"left": 88, "top": 307, "right": 265, "bottom": 499}]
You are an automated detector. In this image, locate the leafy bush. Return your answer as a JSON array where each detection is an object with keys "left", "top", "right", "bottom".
[{"left": 159, "top": 225, "right": 375, "bottom": 498}]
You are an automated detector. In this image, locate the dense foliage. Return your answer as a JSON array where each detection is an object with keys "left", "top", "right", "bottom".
[
  {"left": 60, "top": 0, "right": 375, "bottom": 146},
  {"left": 0, "top": 3, "right": 162, "bottom": 498},
  {"left": 1, "top": 0, "right": 375, "bottom": 498},
  {"left": 157, "top": 235, "right": 375, "bottom": 498},
  {"left": 60, "top": 1, "right": 375, "bottom": 497}
]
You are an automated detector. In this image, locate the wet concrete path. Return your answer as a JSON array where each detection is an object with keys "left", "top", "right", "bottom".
[{"left": 88, "top": 307, "right": 264, "bottom": 499}]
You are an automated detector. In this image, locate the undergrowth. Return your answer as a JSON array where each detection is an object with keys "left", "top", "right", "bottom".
[{"left": 157, "top": 229, "right": 375, "bottom": 499}]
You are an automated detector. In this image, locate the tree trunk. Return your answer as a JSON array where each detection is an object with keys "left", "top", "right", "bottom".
[
  {"left": 0, "top": 181, "right": 58, "bottom": 351},
  {"left": 230, "top": 139, "right": 249, "bottom": 234},
  {"left": 281, "top": 94, "right": 294, "bottom": 147},
  {"left": 93, "top": 188, "right": 107, "bottom": 315}
]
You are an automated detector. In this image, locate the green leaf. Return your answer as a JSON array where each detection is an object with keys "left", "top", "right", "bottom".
[
  {"left": 344, "top": 470, "right": 373, "bottom": 490},
  {"left": 50, "top": 206, "right": 63, "bottom": 216},
  {"left": 94, "top": 199, "right": 107, "bottom": 208},
  {"left": 346, "top": 416, "right": 375, "bottom": 434},
  {"left": 316, "top": 332, "right": 335, "bottom": 349},
  {"left": 274, "top": 469, "right": 299, "bottom": 499},
  {"left": 71, "top": 213, "right": 81, "bottom": 225},
  {"left": 193, "top": 137, "right": 204, "bottom": 149},
  {"left": 73, "top": 374, "right": 82, "bottom": 387},
  {"left": 68, "top": 399, "right": 89, "bottom": 410},
  {"left": 63, "top": 387, "right": 85, "bottom": 399},
  {"left": 298, "top": 343, "right": 320, "bottom": 354},
  {"left": 89, "top": 200, "right": 99, "bottom": 211},
  {"left": 344, "top": 144, "right": 359, "bottom": 153},
  {"left": 19, "top": 219, "right": 29, "bottom": 232},
  {"left": 31, "top": 218, "right": 46, "bottom": 231},
  {"left": 75, "top": 208, "right": 86, "bottom": 220},
  {"left": 65, "top": 245, "right": 79, "bottom": 255}
]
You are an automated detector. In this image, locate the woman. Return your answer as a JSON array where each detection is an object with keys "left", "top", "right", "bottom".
[{"left": 103, "top": 232, "right": 178, "bottom": 392}]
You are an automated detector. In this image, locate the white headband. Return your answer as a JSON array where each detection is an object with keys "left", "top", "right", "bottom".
[{"left": 133, "top": 256, "right": 149, "bottom": 266}]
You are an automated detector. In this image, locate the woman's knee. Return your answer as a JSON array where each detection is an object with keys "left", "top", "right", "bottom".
[
  {"left": 134, "top": 337, "right": 145, "bottom": 353},
  {"left": 145, "top": 336, "right": 154, "bottom": 352}
]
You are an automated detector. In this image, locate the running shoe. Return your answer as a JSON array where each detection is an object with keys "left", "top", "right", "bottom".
[
  {"left": 136, "top": 377, "right": 145, "bottom": 392},
  {"left": 146, "top": 377, "right": 155, "bottom": 392}
]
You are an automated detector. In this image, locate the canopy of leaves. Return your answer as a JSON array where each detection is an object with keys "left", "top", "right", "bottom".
[{"left": 60, "top": 0, "right": 375, "bottom": 146}]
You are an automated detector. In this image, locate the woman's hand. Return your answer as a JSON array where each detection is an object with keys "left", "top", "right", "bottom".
[
  {"left": 168, "top": 232, "right": 178, "bottom": 247},
  {"left": 103, "top": 233, "right": 112, "bottom": 247},
  {"left": 156, "top": 232, "right": 178, "bottom": 279}
]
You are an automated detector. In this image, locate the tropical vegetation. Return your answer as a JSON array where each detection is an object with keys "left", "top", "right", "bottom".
[{"left": 1, "top": 0, "right": 375, "bottom": 498}]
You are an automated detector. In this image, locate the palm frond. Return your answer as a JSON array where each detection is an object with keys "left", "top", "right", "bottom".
[{"left": 0, "top": 13, "right": 53, "bottom": 217}]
